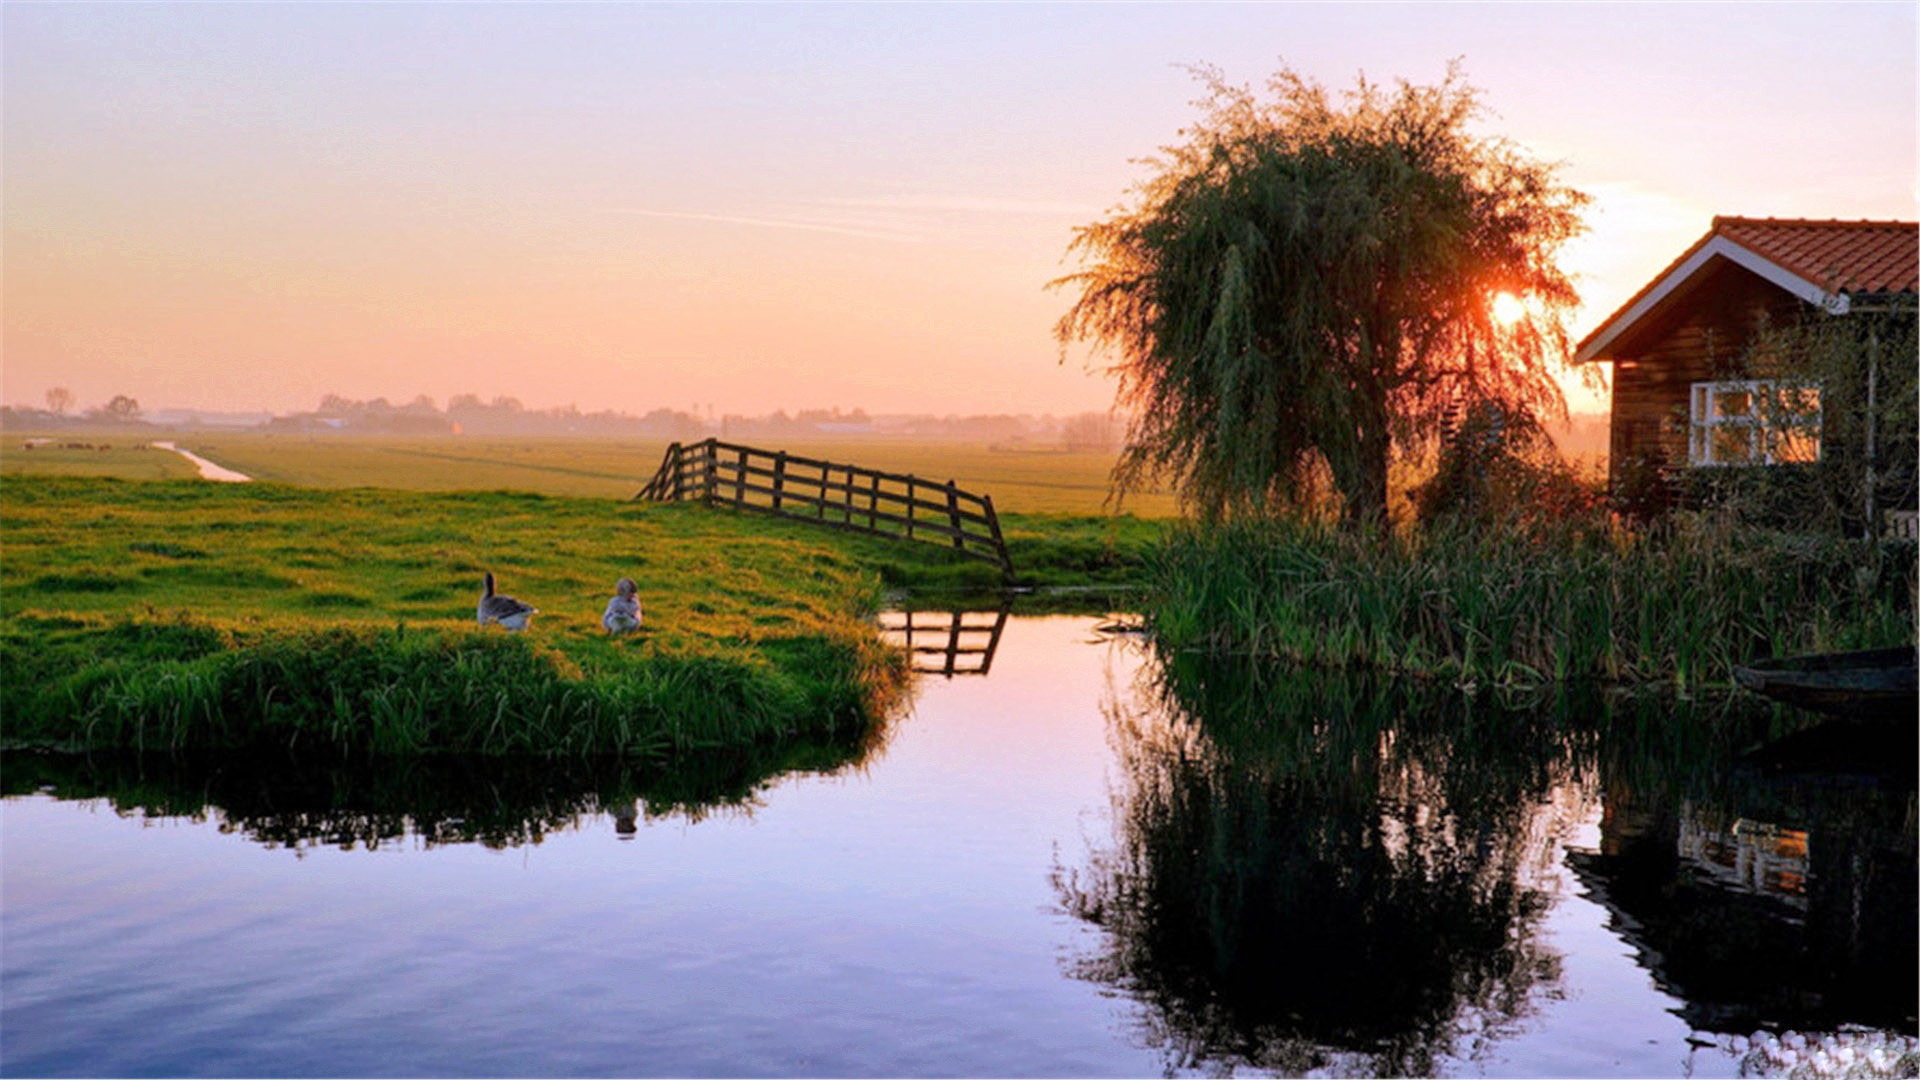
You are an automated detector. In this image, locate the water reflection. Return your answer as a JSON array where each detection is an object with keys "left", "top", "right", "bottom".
[
  {"left": 1055, "top": 653, "right": 1917, "bottom": 1075},
  {"left": 877, "top": 603, "right": 1011, "bottom": 677},
  {"left": 4, "top": 722, "right": 888, "bottom": 852},
  {"left": 1574, "top": 720, "right": 1918, "bottom": 1033}
]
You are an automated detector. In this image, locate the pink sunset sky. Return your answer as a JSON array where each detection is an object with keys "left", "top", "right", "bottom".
[{"left": 4, "top": 3, "right": 1914, "bottom": 419}]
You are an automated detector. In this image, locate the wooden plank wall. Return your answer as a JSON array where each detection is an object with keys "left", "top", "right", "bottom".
[{"left": 1607, "top": 264, "right": 1809, "bottom": 496}]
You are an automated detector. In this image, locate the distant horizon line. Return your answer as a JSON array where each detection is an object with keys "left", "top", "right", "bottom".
[{"left": 4, "top": 399, "right": 1615, "bottom": 422}]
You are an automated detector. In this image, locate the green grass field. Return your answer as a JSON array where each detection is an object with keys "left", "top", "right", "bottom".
[
  {"left": 0, "top": 452, "right": 1159, "bottom": 759},
  {"left": 1, "top": 430, "right": 1179, "bottom": 517},
  {"left": 0, "top": 477, "right": 949, "bottom": 756},
  {"left": 1, "top": 438, "right": 202, "bottom": 481}
]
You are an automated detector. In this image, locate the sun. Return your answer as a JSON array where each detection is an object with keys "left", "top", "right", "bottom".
[{"left": 1490, "top": 292, "right": 1527, "bottom": 327}]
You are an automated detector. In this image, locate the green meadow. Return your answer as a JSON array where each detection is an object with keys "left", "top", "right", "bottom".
[
  {"left": 1, "top": 439, "right": 202, "bottom": 481},
  {"left": 127, "top": 431, "right": 1182, "bottom": 516},
  {"left": 1, "top": 477, "right": 928, "bottom": 757},
  {"left": 18, "top": 422, "right": 1886, "bottom": 753},
  {"left": 0, "top": 431, "right": 1161, "bottom": 757}
]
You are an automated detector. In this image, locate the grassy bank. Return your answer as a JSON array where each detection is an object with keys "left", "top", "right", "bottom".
[
  {"left": 1148, "top": 516, "right": 1916, "bottom": 687},
  {"left": 1, "top": 475, "right": 1161, "bottom": 755},
  {"left": 1, "top": 477, "right": 928, "bottom": 756},
  {"left": 849, "top": 510, "right": 1160, "bottom": 592}
]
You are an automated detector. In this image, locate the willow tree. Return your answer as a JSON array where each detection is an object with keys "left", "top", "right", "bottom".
[{"left": 1054, "top": 63, "right": 1588, "bottom": 525}]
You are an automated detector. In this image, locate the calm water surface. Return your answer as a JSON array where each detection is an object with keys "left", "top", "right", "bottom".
[{"left": 3, "top": 615, "right": 1914, "bottom": 1077}]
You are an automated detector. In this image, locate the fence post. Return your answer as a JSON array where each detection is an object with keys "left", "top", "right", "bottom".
[
  {"left": 906, "top": 478, "right": 915, "bottom": 538},
  {"left": 734, "top": 447, "right": 747, "bottom": 508},
  {"left": 637, "top": 441, "right": 680, "bottom": 500},
  {"left": 772, "top": 452, "right": 788, "bottom": 512},
  {"left": 946, "top": 480, "right": 964, "bottom": 550},
  {"left": 671, "top": 443, "right": 686, "bottom": 501},
  {"left": 868, "top": 473, "right": 879, "bottom": 530},
  {"left": 982, "top": 493, "right": 1011, "bottom": 581}
]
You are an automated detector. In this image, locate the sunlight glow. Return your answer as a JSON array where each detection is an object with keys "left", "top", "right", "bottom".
[{"left": 1491, "top": 292, "right": 1528, "bottom": 327}]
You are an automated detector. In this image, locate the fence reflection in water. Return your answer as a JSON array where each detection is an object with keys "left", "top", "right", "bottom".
[{"left": 876, "top": 604, "right": 1011, "bottom": 677}]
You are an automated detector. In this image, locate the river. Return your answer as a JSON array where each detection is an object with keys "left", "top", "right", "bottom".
[{"left": 2, "top": 615, "right": 1913, "bottom": 1077}]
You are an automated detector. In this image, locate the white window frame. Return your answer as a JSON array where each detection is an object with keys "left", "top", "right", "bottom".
[{"left": 1688, "top": 379, "right": 1822, "bottom": 467}]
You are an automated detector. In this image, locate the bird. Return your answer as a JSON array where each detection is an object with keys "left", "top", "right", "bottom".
[
  {"left": 477, "top": 571, "right": 538, "bottom": 631},
  {"left": 602, "top": 576, "right": 642, "bottom": 634}
]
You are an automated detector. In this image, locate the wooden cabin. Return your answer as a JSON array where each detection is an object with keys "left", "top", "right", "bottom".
[{"left": 1573, "top": 217, "right": 1918, "bottom": 513}]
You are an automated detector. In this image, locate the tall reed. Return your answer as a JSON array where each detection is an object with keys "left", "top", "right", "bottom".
[{"left": 1148, "top": 514, "right": 1915, "bottom": 687}]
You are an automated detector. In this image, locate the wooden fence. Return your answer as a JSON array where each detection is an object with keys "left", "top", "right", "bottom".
[
  {"left": 875, "top": 605, "right": 1011, "bottom": 677},
  {"left": 635, "top": 438, "right": 1013, "bottom": 578}
]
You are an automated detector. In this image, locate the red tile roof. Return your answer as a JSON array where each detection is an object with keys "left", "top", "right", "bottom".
[
  {"left": 1574, "top": 216, "right": 1917, "bottom": 362},
  {"left": 1714, "top": 216, "right": 1918, "bottom": 295}
]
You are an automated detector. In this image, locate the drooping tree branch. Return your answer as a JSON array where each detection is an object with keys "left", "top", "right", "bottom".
[{"left": 1055, "top": 60, "right": 1588, "bottom": 526}]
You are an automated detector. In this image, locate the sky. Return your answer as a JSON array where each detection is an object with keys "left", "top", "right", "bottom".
[{"left": 4, "top": 2, "right": 1915, "bottom": 419}]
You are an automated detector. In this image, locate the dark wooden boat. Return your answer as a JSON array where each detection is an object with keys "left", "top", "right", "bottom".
[{"left": 1734, "top": 646, "right": 1918, "bottom": 720}]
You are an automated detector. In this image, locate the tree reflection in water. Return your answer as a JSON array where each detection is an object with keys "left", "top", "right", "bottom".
[
  {"left": 5, "top": 717, "right": 891, "bottom": 853},
  {"left": 1054, "top": 656, "right": 1597, "bottom": 1076},
  {"left": 1054, "top": 650, "right": 1917, "bottom": 1076}
]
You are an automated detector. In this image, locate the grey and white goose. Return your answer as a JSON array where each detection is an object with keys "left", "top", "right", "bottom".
[{"left": 477, "top": 571, "right": 538, "bottom": 631}]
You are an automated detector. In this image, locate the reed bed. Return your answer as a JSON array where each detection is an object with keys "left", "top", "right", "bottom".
[{"left": 1148, "top": 515, "right": 1916, "bottom": 687}]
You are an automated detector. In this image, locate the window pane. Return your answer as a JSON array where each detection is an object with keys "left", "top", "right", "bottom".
[
  {"left": 1714, "top": 426, "right": 1758, "bottom": 465},
  {"left": 1771, "top": 425, "right": 1821, "bottom": 463},
  {"left": 1774, "top": 386, "right": 1821, "bottom": 422},
  {"left": 1714, "top": 388, "right": 1754, "bottom": 418}
]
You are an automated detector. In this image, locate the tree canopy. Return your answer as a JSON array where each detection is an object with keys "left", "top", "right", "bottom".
[{"left": 1054, "top": 62, "right": 1588, "bottom": 525}]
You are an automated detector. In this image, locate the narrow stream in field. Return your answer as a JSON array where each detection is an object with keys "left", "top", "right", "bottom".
[
  {"left": 2, "top": 615, "right": 1914, "bottom": 1077},
  {"left": 151, "top": 440, "right": 251, "bottom": 482}
]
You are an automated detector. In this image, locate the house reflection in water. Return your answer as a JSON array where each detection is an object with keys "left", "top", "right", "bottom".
[
  {"left": 1676, "top": 807, "right": 1809, "bottom": 911},
  {"left": 1569, "top": 765, "right": 1916, "bottom": 1034}
]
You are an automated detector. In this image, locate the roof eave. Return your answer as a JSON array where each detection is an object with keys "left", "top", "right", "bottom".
[{"left": 1572, "top": 236, "right": 1846, "bottom": 364}]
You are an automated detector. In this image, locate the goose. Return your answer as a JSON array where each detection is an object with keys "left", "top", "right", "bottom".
[
  {"left": 478, "top": 571, "right": 538, "bottom": 630},
  {"left": 602, "top": 577, "right": 642, "bottom": 634}
]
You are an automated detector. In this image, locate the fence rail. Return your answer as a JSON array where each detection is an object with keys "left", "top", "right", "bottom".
[{"left": 636, "top": 438, "right": 1013, "bottom": 578}]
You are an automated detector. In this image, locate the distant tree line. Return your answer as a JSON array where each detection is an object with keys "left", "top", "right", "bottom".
[
  {"left": 0, "top": 387, "right": 147, "bottom": 429},
  {"left": 3, "top": 386, "right": 1125, "bottom": 449},
  {"left": 258, "top": 394, "right": 711, "bottom": 438}
]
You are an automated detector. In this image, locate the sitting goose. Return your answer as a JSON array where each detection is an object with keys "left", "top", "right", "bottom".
[{"left": 477, "top": 571, "right": 538, "bottom": 631}]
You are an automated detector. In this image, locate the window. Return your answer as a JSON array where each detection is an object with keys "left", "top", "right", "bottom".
[{"left": 1688, "top": 380, "right": 1821, "bottom": 466}]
